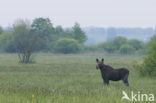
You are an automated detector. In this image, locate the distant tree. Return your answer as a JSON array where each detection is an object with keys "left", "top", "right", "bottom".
[
  {"left": 138, "top": 35, "right": 156, "bottom": 76},
  {"left": 119, "top": 44, "right": 135, "bottom": 54},
  {"left": 31, "top": 18, "right": 55, "bottom": 36},
  {"left": 13, "top": 21, "right": 39, "bottom": 63},
  {"left": 55, "top": 25, "right": 64, "bottom": 36},
  {"left": 0, "top": 31, "right": 16, "bottom": 52},
  {"left": 0, "top": 26, "right": 3, "bottom": 34},
  {"left": 54, "top": 38, "right": 80, "bottom": 54},
  {"left": 64, "top": 29, "right": 75, "bottom": 38},
  {"left": 54, "top": 25, "right": 67, "bottom": 41},
  {"left": 83, "top": 45, "right": 99, "bottom": 52},
  {"left": 128, "top": 39, "right": 144, "bottom": 50},
  {"left": 72, "top": 23, "right": 87, "bottom": 44},
  {"left": 112, "top": 36, "right": 127, "bottom": 50},
  {"left": 99, "top": 42, "right": 116, "bottom": 53},
  {"left": 31, "top": 18, "right": 55, "bottom": 50}
]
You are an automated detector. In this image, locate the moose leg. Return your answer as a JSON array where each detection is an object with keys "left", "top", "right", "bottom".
[
  {"left": 103, "top": 79, "right": 107, "bottom": 85},
  {"left": 104, "top": 79, "right": 109, "bottom": 85},
  {"left": 122, "top": 73, "right": 129, "bottom": 86},
  {"left": 124, "top": 78, "right": 129, "bottom": 86},
  {"left": 102, "top": 76, "right": 108, "bottom": 85}
]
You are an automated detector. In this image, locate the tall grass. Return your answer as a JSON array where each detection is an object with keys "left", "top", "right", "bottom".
[{"left": 0, "top": 53, "right": 155, "bottom": 103}]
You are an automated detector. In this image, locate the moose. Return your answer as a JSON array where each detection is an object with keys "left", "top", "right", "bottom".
[{"left": 96, "top": 58, "right": 129, "bottom": 86}]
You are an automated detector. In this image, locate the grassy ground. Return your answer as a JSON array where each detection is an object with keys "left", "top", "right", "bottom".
[{"left": 0, "top": 53, "right": 155, "bottom": 103}]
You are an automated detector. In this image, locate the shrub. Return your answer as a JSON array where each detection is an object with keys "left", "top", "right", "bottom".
[
  {"left": 13, "top": 23, "right": 39, "bottom": 63},
  {"left": 138, "top": 36, "right": 156, "bottom": 76},
  {"left": 0, "top": 26, "right": 3, "bottom": 34},
  {"left": 128, "top": 39, "right": 144, "bottom": 50},
  {"left": 119, "top": 44, "right": 135, "bottom": 54},
  {"left": 112, "top": 36, "right": 127, "bottom": 50},
  {"left": 54, "top": 38, "right": 81, "bottom": 54},
  {"left": 99, "top": 42, "right": 116, "bottom": 53},
  {"left": 0, "top": 31, "right": 16, "bottom": 53},
  {"left": 83, "top": 45, "right": 99, "bottom": 52}
]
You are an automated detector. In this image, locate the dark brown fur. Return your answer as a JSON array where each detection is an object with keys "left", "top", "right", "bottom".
[{"left": 96, "top": 58, "right": 129, "bottom": 86}]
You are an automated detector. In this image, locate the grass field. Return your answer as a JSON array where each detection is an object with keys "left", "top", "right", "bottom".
[{"left": 0, "top": 53, "right": 155, "bottom": 103}]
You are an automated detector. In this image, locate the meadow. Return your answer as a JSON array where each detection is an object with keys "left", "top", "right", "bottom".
[{"left": 0, "top": 53, "right": 155, "bottom": 103}]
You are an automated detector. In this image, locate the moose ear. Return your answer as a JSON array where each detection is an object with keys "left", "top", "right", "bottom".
[
  {"left": 96, "top": 58, "right": 99, "bottom": 62},
  {"left": 101, "top": 58, "right": 104, "bottom": 63}
]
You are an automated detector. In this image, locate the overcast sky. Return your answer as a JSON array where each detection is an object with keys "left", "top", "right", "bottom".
[{"left": 1, "top": 0, "right": 156, "bottom": 28}]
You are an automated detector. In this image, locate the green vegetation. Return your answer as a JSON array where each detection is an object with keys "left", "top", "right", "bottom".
[
  {"left": 31, "top": 18, "right": 56, "bottom": 51},
  {"left": 0, "top": 53, "right": 155, "bottom": 103},
  {"left": 99, "top": 42, "right": 116, "bottom": 53},
  {"left": 0, "top": 18, "right": 88, "bottom": 63},
  {"left": 119, "top": 44, "right": 135, "bottom": 54},
  {"left": 72, "top": 23, "right": 87, "bottom": 44},
  {"left": 112, "top": 36, "right": 127, "bottom": 50},
  {"left": 137, "top": 35, "right": 156, "bottom": 76},
  {"left": 99, "top": 36, "right": 145, "bottom": 54},
  {"left": 0, "top": 18, "right": 87, "bottom": 55},
  {"left": 128, "top": 39, "right": 144, "bottom": 50},
  {"left": 0, "top": 26, "right": 3, "bottom": 34},
  {"left": 54, "top": 38, "right": 81, "bottom": 54},
  {"left": 0, "top": 31, "right": 15, "bottom": 53},
  {"left": 13, "top": 23, "right": 39, "bottom": 63},
  {"left": 0, "top": 18, "right": 147, "bottom": 59}
]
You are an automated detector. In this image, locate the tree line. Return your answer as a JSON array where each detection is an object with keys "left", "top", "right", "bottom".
[
  {"left": 0, "top": 17, "right": 150, "bottom": 63},
  {"left": 0, "top": 18, "right": 87, "bottom": 63},
  {"left": 85, "top": 36, "right": 146, "bottom": 54}
]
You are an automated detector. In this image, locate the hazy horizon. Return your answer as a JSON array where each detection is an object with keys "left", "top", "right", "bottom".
[{"left": 1, "top": 0, "right": 156, "bottom": 28}]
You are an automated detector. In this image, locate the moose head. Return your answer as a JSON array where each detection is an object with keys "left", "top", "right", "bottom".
[{"left": 96, "top": 58, "right": 104, "bottom": 70}]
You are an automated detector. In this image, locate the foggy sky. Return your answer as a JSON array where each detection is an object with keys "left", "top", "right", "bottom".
[{"left": 1, "top": 0, "right": 156, "bottom": 28}]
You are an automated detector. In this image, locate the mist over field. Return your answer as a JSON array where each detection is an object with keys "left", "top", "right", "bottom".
[{"left": 83, "top": 27, "right": 155, "bottom": 44}]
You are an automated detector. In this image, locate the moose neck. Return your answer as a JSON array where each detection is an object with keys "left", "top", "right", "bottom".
[
  {"left": 99, "top": 64, "right": 112, "bottom": 73},
  {"left": 99, "top": 64, "right": 106, "bottom": 71}
]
